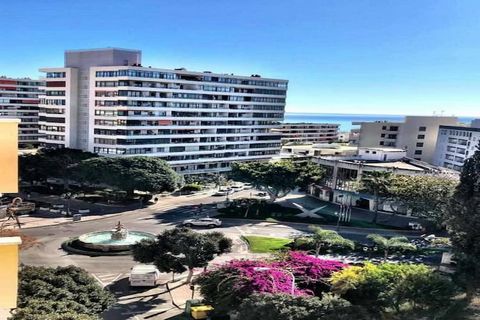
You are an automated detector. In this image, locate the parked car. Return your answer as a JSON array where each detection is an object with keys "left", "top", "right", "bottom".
[
  {"left": 182, "top": 217, "right": 222, "bottom": 228},
  {"left": 129, "top": 264, "right": 161, "bottom": 287}
]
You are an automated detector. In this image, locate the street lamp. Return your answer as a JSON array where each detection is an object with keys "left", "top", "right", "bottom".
[
  {"left": 62, "top": 192, "right": 72, "bottom": 217},
  {"left": 253, "top": 267, "right": 295, "bottom": 295}
]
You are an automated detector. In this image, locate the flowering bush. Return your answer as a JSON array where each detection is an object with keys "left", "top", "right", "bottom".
[{"left": 194, "top": 251, "right": 346, "bottom": 313}]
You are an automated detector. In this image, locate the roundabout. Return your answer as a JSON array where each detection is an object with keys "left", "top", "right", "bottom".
[{"left": 62, "top": 221, "right": 155, "bottom": 256}]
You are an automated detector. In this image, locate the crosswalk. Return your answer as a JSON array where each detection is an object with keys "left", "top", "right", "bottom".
[{"left": 92, "top": 272, "right": 124, "bottom": 287}]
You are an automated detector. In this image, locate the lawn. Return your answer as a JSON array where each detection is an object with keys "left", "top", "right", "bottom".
[{"left": 243, "top": 235, "right": 292, "bottom": 253}]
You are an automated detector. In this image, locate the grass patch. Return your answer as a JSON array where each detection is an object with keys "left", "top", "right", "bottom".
[{"left": 243, "top": 235, "right": 292, "bottom": 253}]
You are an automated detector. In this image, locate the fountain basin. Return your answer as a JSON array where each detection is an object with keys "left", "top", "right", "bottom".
[{"left": 77, "top": 230, "right": 155, "bottom": 252}]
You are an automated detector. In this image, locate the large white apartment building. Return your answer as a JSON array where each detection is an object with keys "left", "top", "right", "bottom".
[
  {"left": 433, "top": 123, "right": 480, "bottom": 171},
  {"left": 0, "top": 77, "right": 43, "bottom": 147},
  {"left": 38, "top": 48, "right": 287, "bottom": 174},
  {"left": 272, "top": 123, "right": 339, "bottom": 144},
  {"left": 355, "top": 116, "right": 459, "bottom": 164}
]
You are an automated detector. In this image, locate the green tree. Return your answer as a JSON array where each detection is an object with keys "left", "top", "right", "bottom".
[
  {"left": 389, "top": 174, "right": 457, "bottom": 224},
  {"left": 291, "top": 160, "right": 326, "bottom": 190},
  {"left": 230, "top": 160, "right": 298, "bottom": 202},
  {"left": 12, "top": 265, "right": 115, "bottom": 320},
  {"left": 132, "top": 228, "right": 232, "bottom": 283},
  {"left": 366, "top": 234, "right": 416, "bottom": 260},
  {"left": 75, "top": 156, "right": 181, "bottom": 196},
  {"left": 237, "top": 293, "right": 370, "bottom": 320},
  {"left": 358, "top": 171, "right": 393, "bottom": 223},
  {"left": 19, "top": 148, "right": 97, "bottom": 189},
  {"left": 446, "top": 143, "right": 480, "bottom": 300},
  {"left": 331, "top": 263, "right": 456, "bottom": 317},
  {"left": 309, "top": 226, "right": 354, "bottom": 257}
]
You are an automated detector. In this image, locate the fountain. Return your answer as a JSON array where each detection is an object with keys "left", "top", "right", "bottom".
[{"left": 63, "top": 221, "right": 155, "bottom": 255}]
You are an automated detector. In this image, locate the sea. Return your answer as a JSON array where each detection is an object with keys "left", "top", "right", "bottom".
[{"left": 284, "top": 113, "right": 476, "bottom": 132}]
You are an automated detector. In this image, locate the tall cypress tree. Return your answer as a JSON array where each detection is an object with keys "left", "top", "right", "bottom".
[{"left": 447, "top": 143, "right": 480, "bottom": 300}]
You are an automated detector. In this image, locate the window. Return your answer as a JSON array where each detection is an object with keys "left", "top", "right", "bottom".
[
  {"left": 381, "top": 133, "right": 385, "bottom": 137},
  {"left": 417, "top": 134, "right": 425, "bottom": 139},
  {"left": 419, "top": 126, "right": 427, "bottom": 131},
  {"left": 416, "top": 142, "right": 424, "bottom": 147},
  {"left": 414, "top": 150, "right": 422, "bottom": 155}
]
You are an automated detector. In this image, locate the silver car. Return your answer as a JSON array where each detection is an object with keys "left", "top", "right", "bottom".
[{"left": 182, "top": 217, "right": 222, "bottom": 228}]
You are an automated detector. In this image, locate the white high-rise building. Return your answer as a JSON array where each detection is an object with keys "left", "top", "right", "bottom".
[
  {"left": 433, "top": 123, "right": 480, "bottom": 171},
  {"left": 0, "top": 77, "right": 43, "bottom": 147},
  {"left": 38, "top": 48, "right": 288, "bottom": 174}
]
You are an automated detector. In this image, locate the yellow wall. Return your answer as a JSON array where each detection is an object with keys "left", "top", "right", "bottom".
[
  {"left": 0, "top": 119, "right": 19, "bottom": 193},
  {"left": 0, "top": 237, "right": 22, "bottom": 308}
]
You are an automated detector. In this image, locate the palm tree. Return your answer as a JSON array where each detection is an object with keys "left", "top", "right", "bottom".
[
  {"left": 367, "top": 234, "right": 416, "bottom": 261},
  {"left": 310, "top": 226, "right": 355, "bottom": 257},
  {"left": 358, "top": 171, "right": 393, "bottom": 223}
]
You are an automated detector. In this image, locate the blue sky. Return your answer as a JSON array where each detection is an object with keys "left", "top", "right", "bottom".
[{"left": 1, "top": 0, "right": 479, "bottom": 116}]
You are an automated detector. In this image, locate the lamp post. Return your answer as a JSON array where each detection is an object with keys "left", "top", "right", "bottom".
[
  {"left": 253, "top": 267, "right": 295, "bottom": 295},
  {"left": 62, "top": 192, "right": 72, "bottom": 217}
]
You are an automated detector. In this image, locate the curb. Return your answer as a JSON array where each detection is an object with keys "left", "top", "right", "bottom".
[{"left": 220, "top": 217, "right": 422, "bottom": 235}]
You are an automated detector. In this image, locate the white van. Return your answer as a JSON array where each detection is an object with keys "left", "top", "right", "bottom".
[{"left": 129, "top": 264, "right": 161, "bottom": 287}]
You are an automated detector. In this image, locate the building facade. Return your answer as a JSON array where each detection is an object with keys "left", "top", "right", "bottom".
[
  {"left": 39, "top": 48, "right": 288, "bottom": 174},
  {"left": 356, "top": 116, "right": 459, "bottom": 164},
  {"left": 272, "top": 123, "right": 339, "bottom": 144},
  {"left": 433, "top": 125, "right": 480, "bottom": 171},
  {"left": 0, "top": 77, "right": 43, "bottom": 147}
]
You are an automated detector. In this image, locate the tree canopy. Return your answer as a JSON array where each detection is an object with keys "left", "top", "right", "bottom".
[
  {"left": 309, "top": 226, "right": 355, "bottom": 257},
  {"left": 389, "top": 174, "right": 457, "bottom": 224},
  {"left": 331, "top": 262, "right": 456, "bottom": 316},
  {"left": 132, "top": 228, "right": 232, "bottom": 283},
  {"left": 230, "top": 160, "right": 325, "bottom": 201},
  {"left": 366, "top": 234, "right": 416, "bottom": 260},
  {"left": 74, "top": 156, "right": 181, "bottom": 195},
  {"left": 237, "top": 293, "right": 369, "bottom": 320},
  {"left": 446, "top": 143, "right": 480, "bottom": 300},
  {"left": 19, "top": 148, "right": 97, "bottom": 188},
  {"left": 358, "top": 171, "right": 393, "bottom": 223},
  {"left": 11, "top": 265, "right": 115, "bottom": 320}
]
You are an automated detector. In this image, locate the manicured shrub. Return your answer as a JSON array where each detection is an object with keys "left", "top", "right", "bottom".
[
  {"left": 237, "top": 293, "right": 371, "bottom": 320},
  {"left": 180, "top": 183, "right": 203, "bottom": 192},
  {"left": 330, "top": 262, "right": 457, "bottom": 316},
  {"left": 11, "top": 265, "right": 115, "bottom": 320}
]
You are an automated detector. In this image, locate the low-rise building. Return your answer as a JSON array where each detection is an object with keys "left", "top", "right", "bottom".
[
  {"left": 280, "top": 143, "right": 357, "bottom": 158},
  {"left": 308, "top": 147, "right": 457, "bottom": 211},
  {"left": 272, "top": 123, "right": 339, "bottom": 144}
]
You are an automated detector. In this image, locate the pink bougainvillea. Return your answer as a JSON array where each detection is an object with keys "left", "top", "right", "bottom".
[{"left": 206, "top": 251, "right": 346, "bottom": 296}]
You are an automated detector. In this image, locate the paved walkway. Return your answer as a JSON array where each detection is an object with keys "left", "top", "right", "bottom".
[{"left": 278, "top": 191, "right": 429, "bottom": 229}]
